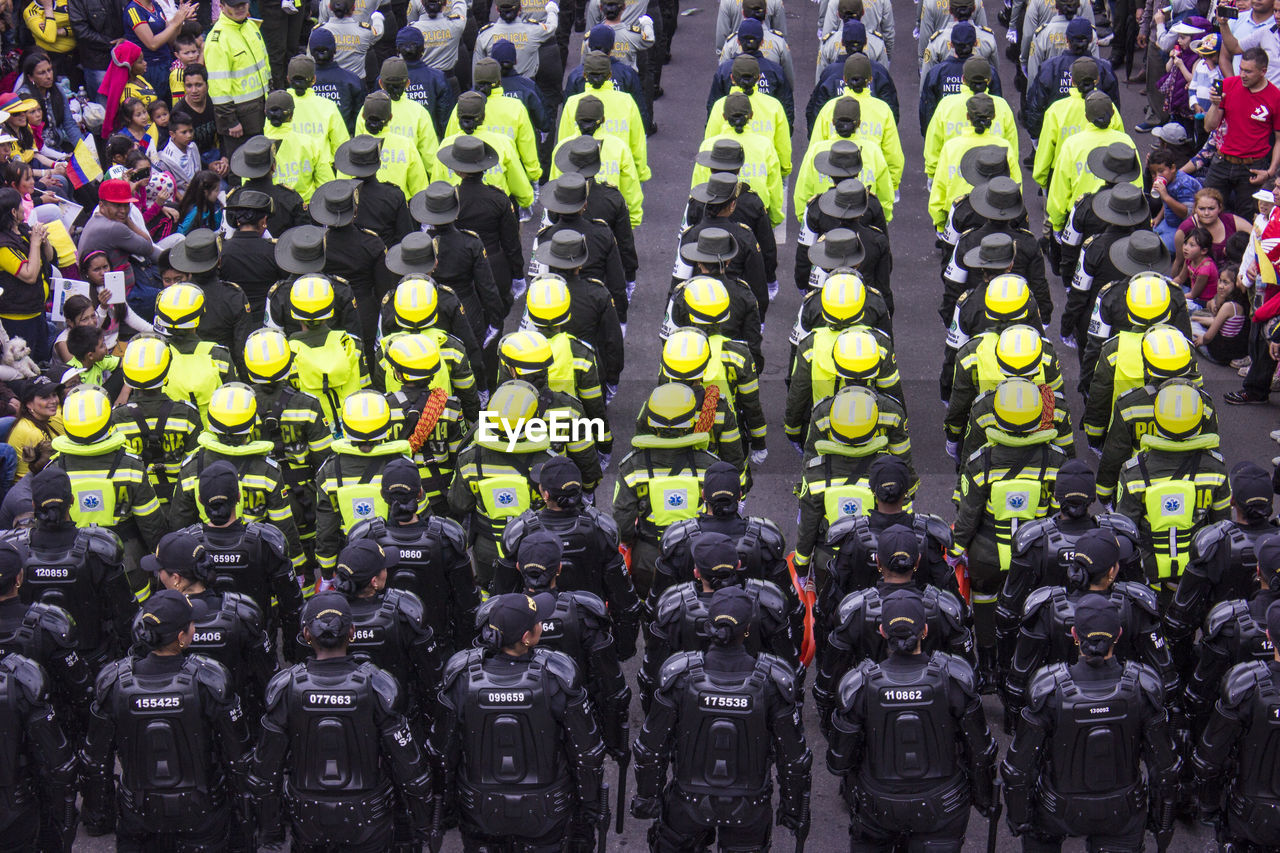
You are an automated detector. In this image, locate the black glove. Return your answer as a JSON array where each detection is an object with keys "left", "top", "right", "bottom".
[
  {"left": 776, "top": 805, "right": 803, "bottom": 832},
  {"left": 630, "top": 795, "right": 661, "bottom": 820},
  {"left": 580, "top": 798, "right": 605, "bottom": 827}
]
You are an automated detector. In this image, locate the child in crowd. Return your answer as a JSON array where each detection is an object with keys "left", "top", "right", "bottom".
[
  {"left": 169, "top": 28, "right": 203, "bottom": 101},
  {"left": 117, "top": 97, "right": 156, "bottom": 156},
  {"left": 64, "top": 324, "right": 121, "bottom": 396},
  {"left": 1193, "top": 264, "right": 1250, "bottom": 364},
  {"left": 52, "top": 294, "right": 97, "bottom": 363},
  {"left": 147, "top": 99, "right": 170, "bottom": 152},
  {"left": 1177, "top": 226, "right": 1219, "bottom": 306},
  {"left": 156, "top": 112, "right": 199, "bottom": 197},
  {"left": 175, "top": 169, "right": 221, "bottom": 234}
]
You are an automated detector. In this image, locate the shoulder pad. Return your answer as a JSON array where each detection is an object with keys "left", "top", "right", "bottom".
[
  {"left": 1192, "top": 521, "right": 1229, "bottom": 560},
  {"left": 1115, "top": 581, "right": 1159, "bottom": 617},
  {"left": 501, "top": 511, "right": 530, "bottom": 552},
  {"left": 1096, "top": 513, "right": 1140, "bottom": 543},
  {"left": 1027, "top": 664, "right": 1060, "bottom": 710},
  {"left": 539, "top": 647, "right": 582, "bottom": 690},
  {"left": 442, "top": 647, "right": 482, "bottom": 690},
  {"left": 387, "top": 588, "right": 426, "bottom": 626},
  {"left": 584, "top": 504, "right": 621, "bottom": 547},
  {"left": 750, "top": 578, "right": 789, "bottom": 619},
  {"left": 28, "top": 602, "right": 76, "bottom": 648},
  {"left": 3, "top": 653, "right": 48, "bottom": 701},
  {"left": 1223, "top": 661, "right": 1269, "bottom": 706},
  {"left": 567, "top": 590, "right": 609, "bottom": 620},
  {"left": 757, "top": 652, "right": 797, "bottom": 697},
  {"left": 919, "top": 513, "right": 953, "bottom": 548},
  {"left": 94, "top": 659, "right": 123, "bottom": 699},
  {"left": 934, "top": 589, "right": 965, "bottom": 623},
  {"left": 223, "top": 591, "right": 265, "bottom": 628},
  {"left": 654, "top": 585, "right": 687, "bottom": 625},
  {"left": 826, "top": 513, "right": 861, "bottom": 547},
  {"left": 1012, "top": 517, "right": 1052, "bottom": 556},
  {"left": 658, "top": 650, "right": 698, "bottom": 689},
  {"left": 937, "top": 652, "right": 978, "bottom": 692},
  {"left": 838, "top": 659, "right": 873, "bottom": 708},
  {"left": 1127, "top": 661, "right": 1164, "bottom": 697},
  {"left": 264, "top": 667, "right": 293, "bottom": 710},
  {"left": 1205, "top": 599, "right": 1250, "bottom": 640},
  {"left": 1022, "top": 585, "right": 1056, "bottom": 618},
  {"left": 478, "top": 21, "right": 494, "bottom": 29},
  {"left": 368, "top": 663, "right": 403, "bottom": 712},
  {"left": 431, "top": 516, "right": 468, "bottom": 553},
  {"left": 346, "top": 518, "right": 379, "bottom": 543},
  {"left": 79, "top": 526, "right": 124, "bottom": 564},
  {"left": 190, "top": 655, "right": 234, "bottom": 702},
  {"left": 748, "top": 516, "right": 786, "bottom": 555}
]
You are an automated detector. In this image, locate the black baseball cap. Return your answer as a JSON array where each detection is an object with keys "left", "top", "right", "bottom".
[
  {"left": 708, "top": 585, "right": 753, "bottom": 638},
  {"left": 692, "top": 532, "right": 740, "bottom": 574},
  {"left": 0, "top": 540, "right": 23, "bottom": 583},
  {"left": 881, "top": 589, "right": 927, "bottom": 638},
  {"left": 380, "top": 457, "right": 422, "bottom": 500},
  {"left": 485, "top": 592, "right": 554, "bottom": 646},
  {"left": 517, "top": 528, "right": 562, "bottom": 573},
  {"left": 303, "top": 592, "right": 353, "bottom": 639},
  {"left": 702, "top": 460, "right": 742, "bottom": 504},
  {"left": 335, "top": 539, "right": 400, "bottom": 589},
  {"left": 877, "top": 524, "right": 919, "bottom": 572},
  {"left": 30, "top": 464, "right": 72, "bottom": 512},
  {"left": 141, "top": 531, "right": 211, "bottom": 580},
  {"left": 138, "top": 589, "right": 195, "bottom": 642},
  {"left": 1073, "top": 593, "right": 1121, "bottom": 644},
  {"left": 198, "top": 459, "right": 239, "bottom": 508},
  {"left": 1055, "top": 458, "right": 1096, "bottom": 504},
  {"left": 1071, "top": 528, "right": 1120, "bottom": 579},
  {"left": 537, "top": 455, "right": 583, "bottom": 500},
  {"left": 1231, "top": 461, "right": 1273, "bottom": 513},
  {"left": 1257, "top": 534, "right": 1280, "bottom": 579},
  {"left": 868, "top": 455, "right": 911, "bottom": 502},
  {"left": 16, "top": 374, "right": 61, "bottom": 403}
]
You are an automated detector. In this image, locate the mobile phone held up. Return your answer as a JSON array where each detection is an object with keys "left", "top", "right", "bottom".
[{"left": 1219, "top": 3, "right": 1239, "bottom": 19}]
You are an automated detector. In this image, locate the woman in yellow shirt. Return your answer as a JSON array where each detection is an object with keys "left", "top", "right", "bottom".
[{"left": 9, "top": 375, "right": 63, "bottom": 479}]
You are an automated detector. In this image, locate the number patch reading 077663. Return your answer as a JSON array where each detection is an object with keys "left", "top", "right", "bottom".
[
  {"left": 305, "top": 692, "right": 356, "bottom": 707},
  {"left": 133, "top": 694, "right": 184, "bottom": 710},
  {"left": 700, "top": 694, "right": 753, "bottom": 710}
]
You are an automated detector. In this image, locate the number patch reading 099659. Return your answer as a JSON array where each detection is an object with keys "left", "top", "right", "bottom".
[
  {"left": 481, "top": 690, "right": 530, "bottom": 704},
  {"left": 304, "top": 692, "right": 356, "bottom": 708},
  {"left": 700, "top": 694, "right": 753, "bottom": 710}
]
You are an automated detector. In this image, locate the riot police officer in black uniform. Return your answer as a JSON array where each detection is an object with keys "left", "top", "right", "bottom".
[
  {"left": 13, "top": 465, "right": 135, "bottom": 672},
  {"left": 478, "top": 529, "right": 630, "bottom": 852},
  {"left": 431, "top": 592, "right": 606, "bottom": 852},
  {"left": 0, "top": 540, "right": 93, "bottom": 737},
  {"left": 996, "top": 459, "right": 1141, "bottom": 675},
  {"left": 815, "top": 526, "right": 973, "bottom": 729},
  {"left": 348, "top": 457, "right": 479, "bottom": 659},
  {"left": 632, "top": 585, "right": 813, "bottom": 852},
  {"left": 0, "top": 648, "right": 78, "bottom": 852},
  {"left": 1166, "top": 461, "right": 1280, "bottom": 654},
  {"left": 820, "top": 455, "right": 958, "bottom": 640},
  {"left": 81, "top": 590, "right": 254, "bottom": 850},
  {"left": 1184, "top": 534, "right": 1280, "bottom": 725},
  {"left": 326, "top": 539, "right": 442, "bottom": 724},
  {"left": 250, "top": 593, "right": 434, "bottom": 853},
  {"left": 179, "top": 460, "right": 303, "bottom": 661},
  {"left": 650, "top": 460, "right": 791, "bottom": 605},
  {"left": 641, "top": 532, "right": 796, "bottom": 709},
  {"left": 141, "top": 531, "right": 275, "bottom": 723},
  {"left": 1192, "top": 598, "right": 1280, "bottom": 852},
  {"left": 1001, "top": 594, "right": 1181, "bottom": 852},
  {"left": 497, "top": 455, "right": 641, "bottom": 659},
  {"left": 1004, "top": 528, "right": 1176, "bottom": 729},
  {"left": 827, "top": 591, "right": 998, "bottom": 851}
]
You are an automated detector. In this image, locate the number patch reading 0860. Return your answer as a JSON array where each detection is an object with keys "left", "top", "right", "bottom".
[
  {"left": 700, "top": 694, "right": 753, "bottom": 710},
  {"left": 305, "top": 692, "right": 355, "bottom": 707},
  {"left": 133, "top": 694, "right": 183, "bottom": 710},
  {"left": 881, "top": 689, "right": 924, "bottom": 702}
]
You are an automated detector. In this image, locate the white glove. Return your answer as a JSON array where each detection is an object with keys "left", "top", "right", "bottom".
[
  {"left": 767, "top": 280, "right": 779, "bottom": 300},
  {"left": 620, "top": 322, "right": 627, "bottom": 338},
  {"left": 545, "top": 0, "right": 559, "bottom": 14},
  {"left": 1005, "top": 25, "right": 1017, "bottom": 43},
  {"left": 750, "top": 448, "right": 768, "bottom": 465},
  {"left": 598, "top": 450, "right": 612, "bottom": 470},
  {"left": 478, "top": 389, "right": 490, "bottom": 407},
  {"left": 511, "top": 277, "right": 528, "bottom": 300},
  {"left": 1060, "top": 334, "right": 1077, "bottom": 350},
  {"left": 315, "top": 576, "right": 336, "bottom": 594},
  {"left": 483, "top": 325, "right": 501, "bottom": 347},
  {"left": 626, "top": 280, "right": 637, "bottom": 300},
  {"left": 945, "top": 440, "right": 959, "bottom": 461},
  {"left": 1090, "top": 445, "right": 1103, "bottom": 459},
  {"left": 519, "top": 206, "right": 532, "bottom": 222},
  {"left": 604, "top": 382, "right": 618, "bottom": 403},
  {"left": 789, "top": 439, "right": 805, "bottom": 455}
]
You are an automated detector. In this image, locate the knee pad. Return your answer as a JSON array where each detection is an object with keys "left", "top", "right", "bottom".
[{"left": 648, "top": 819, "right": 704, "bottom": 853}]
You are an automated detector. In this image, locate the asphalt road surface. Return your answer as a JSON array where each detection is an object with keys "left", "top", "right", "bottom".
[{"left": 73, "top": 0, "right": 1269, "bottom": 846}]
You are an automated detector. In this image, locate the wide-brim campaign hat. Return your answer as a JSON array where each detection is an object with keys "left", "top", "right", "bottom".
[
  {"left": 962, "top": 232, "right": 1017, "bottom": 270},
  {"left": 959, "top": 145, "right": 1010, "bottom": 187},
  {"left": 808, "top": 228, "right": 865, "bottom": 269},
  {"left": 386, "top": 232, "right": 438, "bottom": 276},
  {"left": 1109, "top": 230, "right": 1171, "bottom": 277},
  {"left": 542, "top": 174, "right": 590, "bottom": 214},
  {"left": 968, "top": 177, "right": 1026, "bottom": 221},
  {"left": 1092, "top": 183, "right": 1150, "bottom": 228},
  {"left": 814, "top": 140, "right": 863, "bottom": 179},
  {"left": 335, "top": 135, "right": 382, "bottom": 178},
  {"left": 275, "top": 225, "right": 327, "bottom": 275},
  {"left": 534, "top": 230, "right": 590, "bottom": 269},
  {"left": 694, "top": 138, "right": 746, "bottom": 172},
  {"left": 1086, "top": 141, "right": 1141, "bottom": 184},
  {"left": 553, "top": 135, "right": 602, "bottom": 178},
  {"left": 409, "top": 182, "right": 460, "bottom": 225},
  {"left": 817, "top": 179, "right": 868, "bottom": 220},
  {"left": 437, "top": 135, "right": 499, "bottom": 173},
  {"left": 168, "top": 228, "right": 220, "bottom": 274},
  {"left": 229, "top": 135, "right": 275, "bottom": 179},
  {"left": 309, "top": 180, "right": 360, "bottom": 227},
  {"left": 679, "top": 227, "right": 739, "bottom": 264}
]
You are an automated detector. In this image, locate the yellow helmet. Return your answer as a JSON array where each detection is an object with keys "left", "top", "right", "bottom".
[
  {"left": 984, "top": 274, "right": 1031, "bottom": 322},
  {"left": 121, "top": 334, "right": 171, "bottom": 390},
  {"left": 499, "top": 330, "right": 554, "bottom": 377},
  {"left": 992, "top": 377, "right": 1044, "bottom": 434},
  {"left": 526, "top": 274, "right": 571, "bottom": 329},
  {"left": 392, "top": 276, "right": 439, "bottom": 330},
  {"left": 62, "top": 385, "right": 113, "bottom": 443},
  {"left": 995, "top": 325, "right": 1043, "bottom": 377},
  {"left": 243, "top": 328, "right": 293, "bottom": 383},
  {"left": 645, "top": 382, "right": 698, "bottom": 432},
  {"left": 1153, "top": 382, "right": 1205, "bottom": 440},
  {"left": 387, "top": 334, "right": 442, "bottom": 382},
  {"left": 1141, "top": 326, "right": 1192, "bottom": 381},
  {"left": 207, "top": 382, "right": 258, "bottom": 436},
  {"left": 661, "top": 328, "right": 712, "bottom": 381},
  {"left": 682, "top": 276, "right": 731, "bottom": 325},
  {"left": 832, "top": 329, "right": 881, "bottom": 382},
  {"left": 342, "top": 390, "right": 393, "bottom": 443},
  {"left": 828, "top": 386, "right": 879, "bottom": 444},
  {"left": 487, "top": 380, "right": 540, "bottom": 435},
  {"left": 289, "top": 275, "right": 335, "bottom": 322},
  {"left": 1126, "top": 273, "right": 1173, "bottom": 325},
  {"left": 821, "top": 272, "right": 867, "bottom": 327},
  {"left": 155, "top": 282, "right": 204, "bottom": 330}
]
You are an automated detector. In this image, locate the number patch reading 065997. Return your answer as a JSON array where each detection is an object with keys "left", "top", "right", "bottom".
[
  {"left": 304, "top": 691, "right": 356, "bottom": 708},
  {"left": 700, "top": 694, "right": 753, "bottom": 710}
]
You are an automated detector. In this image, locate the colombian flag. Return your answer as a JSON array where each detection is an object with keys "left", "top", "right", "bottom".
[{"left": 67, "top": 138, "right": 102, "bottom": 190}]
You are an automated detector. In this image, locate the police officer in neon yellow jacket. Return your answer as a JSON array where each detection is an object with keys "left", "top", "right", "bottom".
[
  {"left": 444, "top": 58, "right": 541, "bottom": 185},
  {"left": 1044, "top": 92, "right": 1138, "bottom": 233},
  {"left": 692, "top": 93, "right": 783, "bottom": 227},
  {"left": 810, "top": 54, "right": 902, "bottom": 192},
  {"left": 357, "top": 58, "right": 440, "bottom": 173},
  {"left": 549, "top": 130, "right": 643, "bottom": 228},
  {"left": 1032, "top": 56, "right": 1124, "bottom": 187},
  {"left": 703, "top": 55, "right": 792, "bottom": 179},
  {"left": 793, "top": 100, "right": 894, "bottom": 223},
  {"left": 923, "top": 56, "right": 1018, "bottom": 180},
  {"left": 203, "top": 0, "right": 271, "bottom": 157},
  {"left": 345, "top": 93, "right": 430, "bottom": 197},
  {"left": 285, "top": 55, "right": 350, "bottom": 159},
  {"left": 263, "top": 90, "right": 336, "bottom": 203},
  {"left": 558, "top": 52, "right": 650, "bottom": 182},
  {"left": 434, "top": 92, "right": 535, "bottom": 209},
  {"left": 928, "top": 95, "right": 1020, "bottom": 231}
]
